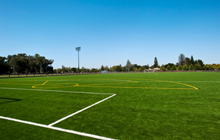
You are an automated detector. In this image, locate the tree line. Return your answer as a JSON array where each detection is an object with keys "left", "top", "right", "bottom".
[
  {"left": 58, "top": 54, "right": 220, "bottom": 73},
  {"left": 160, "top": 54, "right": 220, "bottom": 71},
  {"left": 0, "top": 53, "right": 54, "bottom": 74},
  {"left": 1, "top": 53, "right": 219, "bottom": 75},
  {"left": 100, "top": 54, "right": 220, "bottom": 72}
]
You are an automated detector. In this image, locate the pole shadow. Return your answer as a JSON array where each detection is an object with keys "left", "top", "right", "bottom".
[{"left": 0, "top": 97, "right": 22, "bottom": 105}]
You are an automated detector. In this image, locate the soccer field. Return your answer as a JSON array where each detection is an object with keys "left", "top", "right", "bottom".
[{"left": 0, "top": 72, "right": 220, "bottom": 139}]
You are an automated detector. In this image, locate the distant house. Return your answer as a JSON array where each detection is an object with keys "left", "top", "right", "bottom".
[
  {"left": 147, "top": 67, "right": 160, "bottom": 72},
  {"left": 154, "top": 67, "right": 160, "bottom": 71}
]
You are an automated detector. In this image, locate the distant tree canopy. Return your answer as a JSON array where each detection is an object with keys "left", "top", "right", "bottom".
[
  {"left": 179, "top": 54, "right": 185, "bottom": 66},
  {"left": 184, "top": 57, "right": 190, "bottom": 66},
  {"left": 101, "top": 65, "right": 104, "bottom": 71},
  {"left": 52, "top": 55, "right": 220, "bottom": 73},
  {"left": 164, "top": 63, "right": 174, "bottom": 69},
  {"left": 177, "top": 65, "right": 182, "bottom": 70},
  {"left": 126, "top": 59, "right": 132, "bottom": 70},
  {"left": 172, "top": 65, "right": 177, "bottom": 70},
  {"left": 154, "top": 57, "right": 158, "bottom": 68},
  {"left": 0, "top": 53, "right": 53, "bottom": 74},
  {"left": 0, "top": 57, "right": 9, "bottom": 74},
  {"left": 190, "top": 55, "right": 195, "bottom": 65},
  {"left": 1, "top": 53, "right": 219, "bottom": 75},
  {"left": 183, "top": 64, "right": 189, "bottom": 70}
]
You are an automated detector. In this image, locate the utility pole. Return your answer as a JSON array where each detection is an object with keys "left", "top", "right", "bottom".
[{"left": 75, "top": 47, "right": 81, "bottom": 73}]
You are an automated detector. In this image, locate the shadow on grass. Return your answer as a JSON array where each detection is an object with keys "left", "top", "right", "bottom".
[{"left": 0, "top": 97, "right": 22, "bottom": 105}]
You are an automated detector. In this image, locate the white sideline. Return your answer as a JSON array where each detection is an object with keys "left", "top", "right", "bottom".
[
  {"left": 0, "top": 116, "right": 116, "bottom": 140},
  {"left": 0, "top": 87, "right": 113, "bottom": 95},
  {"left": 49, "top": 94, "right": 116, "bottom": 126}
]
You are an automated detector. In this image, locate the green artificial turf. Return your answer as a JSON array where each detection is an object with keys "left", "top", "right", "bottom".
[{"left": 0, "top": 72, "right": 220, "bottom": 139}]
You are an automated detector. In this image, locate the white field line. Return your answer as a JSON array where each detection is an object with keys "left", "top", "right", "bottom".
[
  {"left": 0, "top": 87, "right": 113, "bottom": 95},
  {"left": 0, "top": 116, "right": 116, "bottom": 140},
  {"left": 49, "top": 94, "right": 116, "bottom": 126},
  {"left": 133, "top": 81, "right": 220, "bottom": 83},
  {"left": 175, "top": 81, "right": 220, "bottom": 82},
  {"left": 0, "top": 87, "right": 117, "bottom": 139}
]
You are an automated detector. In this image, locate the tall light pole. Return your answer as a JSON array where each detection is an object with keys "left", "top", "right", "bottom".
[
  {"left": 75, "top": 47, "right": 81, "bottom": 73},
  {"left": 13, "top": 55, "right": 16, "bottom": 74}
]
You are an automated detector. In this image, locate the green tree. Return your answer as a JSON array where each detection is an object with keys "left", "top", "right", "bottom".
[
  {"left": 142, "top": 65, "right": 149, "bottom": 70},
  {"left": 116, "top": 65, "right": 122, "bottom": 72},
  {"left": 197, "top": 59, "right": 204, "bottom": 67},
  {"left": 14, "top": 53, "right": 28, "bottom": 74},
  {"left": 101, "top": 65, "right": 104, "bottom": 71},
  {"left": 71, "top": 67, "right": 77, "bottom": 72},
  {"left": 126, "top": 60, "right": 132, "bottom": 71},
  {"left": 121, "top": 66, "right": 127, "bottom": 71},
  {"left": 138, "top": 67, "right": 142, "bottom": 72},
  {"left": 194, "top": 63, "right": 202, "bottom": 70},
  {"left": 27, "top": 55, "right": 36, "bottom": 73},
  {"left": 62, "top": 65, "right": 67, "bottom": 73},
  {"left": 172, "top": 65, "right": 176, "bottom": 70},
  {"left": 132, "top": 67, "right": 137, "bottom": 71},
  {"left": 183, "top": 64, "right": 188, "bottom": 70},
  {"left": 81, "top": 67, "right": 87, "bottom": 72},
  {"left": 0, "top": 56, "right": 10, "bottom": 74},
  {"left": 160, "top": 66, "right": 166, "bottom": 71},
  {"left": 189, "top": 64, "right": 194, "bottom": 70},
  {"left": 167, "top": 65, "right": 170, "bottom": 70},
  {"left": 177, "top": 65, "right": 182, "bottom": 70},
  {"left": 104, "top": 66, "right": 109, "bottom": 70},
  {"left": 208, "top": 66, "right": 215, "bottom": 70},
  {"left": 154, "top": 57, "right": 158, "bottom": 68},
  {"left": 109, "top": 66, "right": 116, "bottom": 72},
  {"left": 178, "top": 54, "right": 185, "bottom": 66},
  {"left": 190, "top": 55, "right": 195, "bottom": 65},
  {"left": 184, "top": 57, "right": 190, "bottom": 66}
]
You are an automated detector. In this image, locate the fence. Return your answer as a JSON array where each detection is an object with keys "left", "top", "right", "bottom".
[{"left": 0, "top": 72, "right": 102, "bottom": 78}]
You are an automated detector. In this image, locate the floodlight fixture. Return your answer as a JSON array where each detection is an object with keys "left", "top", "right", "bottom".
[{"left": 75, "top": 47, "right": 81, "bottom": 73}]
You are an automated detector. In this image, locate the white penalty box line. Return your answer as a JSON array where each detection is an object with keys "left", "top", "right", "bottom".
[
  {"left": 48, "top": 94, "right": 116, "bottom": 126},
  {"left": 0, "top": 87, "right": 117, "bottom": 140}
]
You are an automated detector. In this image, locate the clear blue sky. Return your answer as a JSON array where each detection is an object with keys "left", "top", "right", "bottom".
[{"left": 0, "top": 0, "right": 219, "bottom": 69}]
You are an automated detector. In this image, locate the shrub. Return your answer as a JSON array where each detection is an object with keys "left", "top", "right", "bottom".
[
  {"left": 194, "top": 63, "right": 202, "bottom": 70},
  {"left": 177, "top": 65, "right": 182, "bottom": 70},
  {"left": 160, "top": 66, "right": 166, "bottom": 71},
  {"left": 189, "top": 64, "right": 194, "bottom": 70},
  {"left": 133, "top": 67, "right": 138, "bottom": 72},
  {"left": 202, "top": 65, "right": 208, "bottom": 70},
  {"left": 183, "top": 64, "right": 188, "bottom": 70},
  {"left": 209, "top": 66, "right": 215, "bottom": 70},
  {"left": 172, "top": 65, "right": 176, "bottom": 70}
]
